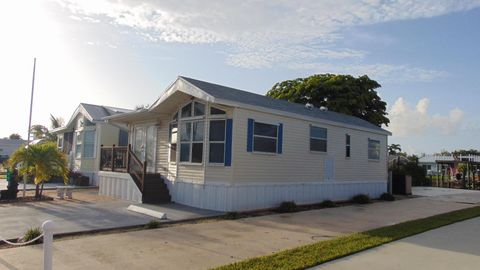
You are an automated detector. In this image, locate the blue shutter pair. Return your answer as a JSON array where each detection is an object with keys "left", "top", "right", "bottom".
[{"left": 247, "top": 118, "right": 283, "bottom": 154}]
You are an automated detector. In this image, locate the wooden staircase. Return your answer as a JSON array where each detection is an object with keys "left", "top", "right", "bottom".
[
  {"left": 100, "top": 144, "right": 171, "bottom": 204},
  {"left": 142, "top": 173, "right": 171, "bottom": 204}
]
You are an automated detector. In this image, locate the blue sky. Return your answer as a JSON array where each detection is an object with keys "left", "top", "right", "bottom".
[{"left": 1, "top": 0, "right": 479, "bottom": 155}]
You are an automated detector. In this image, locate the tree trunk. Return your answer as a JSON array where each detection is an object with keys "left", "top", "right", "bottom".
[
  {"left": 35, "top": 184, "right": 40, "bottom": 199},
  {"left": 39, "top": 182, "right": 44, "bottom": 198}
]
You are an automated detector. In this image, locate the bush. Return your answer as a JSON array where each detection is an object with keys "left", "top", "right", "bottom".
[
  {"left": 277, "top": 201, "right": 297, "bottom": 213},
  {"left": 380, "top": 193, "right": 395, "bottom": 201},
  {"left": 22, "top": 227, "right": 42, "bottom": 245},
  {"left": 224, "top": 212, "right": 241, "bottom": 220},
  {"left": 352, "top": 194, "right": 371, "bottom": 204},
  {"left": 145, "top": 220, "right": 161, "bottom": 229},
  {"left": 319, "top": 200, "right": 336, "bottom": 208}
]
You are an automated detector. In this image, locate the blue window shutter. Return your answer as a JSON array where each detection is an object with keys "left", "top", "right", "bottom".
[
  {"left": 247, "top": 118, "right": 254, "bottom": 152},
  {"left": 277, "top": 123, "right": 283, "bottom": 154},
  {"left": 225, "top": 119, "right": 233, "bottom": 166}
]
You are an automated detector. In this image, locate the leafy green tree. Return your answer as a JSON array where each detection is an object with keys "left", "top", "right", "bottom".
[
  {"left": 30, "top": 125, "right": 49, "bottom": 140},
  {"left": 266, "top": 74, "right": 389, "bottom": 126},
  {"left": 9, "top": 133, "right": 22, "bottom": 140},
  {"left": 9, "top": 142, "right": 68, "bottom": 198}
]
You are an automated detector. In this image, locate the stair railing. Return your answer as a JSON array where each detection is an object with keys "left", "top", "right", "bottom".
[{"left": 126, "top": 144, "right": 147, "bottom": 193}]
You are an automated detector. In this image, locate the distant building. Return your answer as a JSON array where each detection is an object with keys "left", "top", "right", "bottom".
[{"left": 0, "top": 139, "right": 25, "bottom": 162}]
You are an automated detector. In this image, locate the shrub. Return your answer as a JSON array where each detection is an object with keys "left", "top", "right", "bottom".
[
  {"left": 145, "top": 220, "right": 161, "bottom": 229},
  {"left": 352, "top": 194, "right": 371, "bottom": 204},
  {"left": 380, "top": 192, "right": 395, "bottom": 201},
  {"left": 277, "top": 201, "right": 297, "bottom": 213},
  {"left": 319, "top": 199, "right": 336, "bottom": 208},
  {"left": 22, "top": 227, "right": 42, "bottom": 245},
  {"left": 224, "top": 212, "right": 241, "bottom": 220}
]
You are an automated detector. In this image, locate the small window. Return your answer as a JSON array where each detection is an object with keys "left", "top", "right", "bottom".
[
  {"left": 345, "top": 134, "right": 351, "bottom": 158},
  {"left": 181, "top": 102, "right": 205, "bottom": 118},
  {"left": 310, "top": 126, "right": 327, "bottom": 152},
  {"left": 169, "top": 123, "right": 177, "bottom": 163},
  {"left": 253, "top": 122, "right": 278, "bottom": 153},
  {"left": 210, "top": 107, "right": 226, "bottom": 115},
  {"left": 209, "top": 120, "right": 226, "bottom": 163},
  {"left": 181, "top": 103, "right": 192, "bottom": 118},
  {"left": 57, "top": 136, "right": 64, "bottom": 149},
  {"left": 194, "top": 102, "right": 205, "bottom": 116},
  {"left": 368, "top": 139, "right": 380, "bottom": 160}
]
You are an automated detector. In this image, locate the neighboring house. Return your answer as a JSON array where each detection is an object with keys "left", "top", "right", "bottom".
[
  {"left": 52, "top": 103, "right": 131, "bottom": 185},
  {"left": 419, "top": 155, "right": 480, "bottom": 178},
  {"left": 99, "top": 76, "right": 390, "bottom": 211},
  {"left": 0, "top": 139, "right": 25, "bottom": 162}
]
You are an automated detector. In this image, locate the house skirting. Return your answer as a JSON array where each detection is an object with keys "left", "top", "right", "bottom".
[
  {"left": 98, "top": 171, "right": 142, "bottom": 203},
  {"left": 165, "top": 179, "right": 387, "bottom": 212}
]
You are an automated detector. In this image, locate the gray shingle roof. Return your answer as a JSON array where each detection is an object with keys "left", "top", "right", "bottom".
[
  {"left": 80, "top": 103, "right": 132, "bottom": 121},
  {"left": 180, "top": 76, "right": 388, "bottom": 133}
]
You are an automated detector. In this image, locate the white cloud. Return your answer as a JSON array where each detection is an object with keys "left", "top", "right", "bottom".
[
  {"left": 388, "top": 97, "right": 465, "bottom": 137},
  {"left": 55, "top": 0, "right": 480, "bottom": 79}
]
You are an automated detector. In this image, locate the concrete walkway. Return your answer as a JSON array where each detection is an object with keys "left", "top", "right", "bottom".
[
  {"left": 314, "top": 216, "right": 480, "bottom": 270},
  {"left": 0, "top": 190, "right": 478, "bottom": 270}
]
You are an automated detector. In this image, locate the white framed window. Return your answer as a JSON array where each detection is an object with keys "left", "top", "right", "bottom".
[
  {"left": 169, "top": 122, "right": 177, "bottom": 163},
  {"left": 181, "top": 101, "right": 205, "bottom": 118},
  {"left": 345, "top": 134, "right": 351, "bottom": 158},
  {"left": 210, "top": 106, "right": 226, "bottom": 115},
  {"left": 75, "top": 131, "right": 82, "bottom": 159},
  {"left": 179, "top": 120, "right": 204, "bottom": 163},
  {"left": 253, "top": 122, "right": 278, "bottom": 153},
  {"left": 368, "top": 139, "right": 380, "bottom": 160},
  {"left": 310, "top": 126, "right": 327, "bottom": 152},
  {"left": 57, "top": 136, "right": 64, "bottom": 149},
  {"left": 83, "top": 130, "right": 95, "bottom": 158},
  {"left": 209, "top": 120, "right": 226, "bottom": 163}
]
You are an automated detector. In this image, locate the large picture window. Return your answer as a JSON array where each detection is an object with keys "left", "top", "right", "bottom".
[
  {"left": 310, "top": 126, "right": 327, "bottom": 152},
  {"left": 368, "top": 139, "right": 380, "bottom": 160},
  {"left": 209, "top": 120, "right": 226, "bottom": 163},
  {"left": 253, "top": 122, "right": 278, "bottom": 153},
  {"left": 180, "top": 121, "right": 204, "bottom": 163},
  {"left": 83, "top": 130, "right": 95, "bottom": 158}
]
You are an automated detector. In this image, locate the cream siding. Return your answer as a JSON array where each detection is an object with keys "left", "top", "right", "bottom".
[{"left": 231, "top": 108, "right": 387, "bottom": 184}]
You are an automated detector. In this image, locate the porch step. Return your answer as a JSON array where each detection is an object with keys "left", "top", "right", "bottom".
[{"left": 142, "top": 174, "right": 171, "bottom": 204}]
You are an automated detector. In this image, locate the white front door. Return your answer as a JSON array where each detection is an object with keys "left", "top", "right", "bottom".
[
  {"left": 133, "top": 125, "right": 157, "bottom": 173},
  {"left": 324, "top": 155, "right": 335, "bottom": 181}
]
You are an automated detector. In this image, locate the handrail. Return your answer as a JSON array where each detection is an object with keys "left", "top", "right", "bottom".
[{"left": 99, "top": 144, "right": 146, "bottom": 194}]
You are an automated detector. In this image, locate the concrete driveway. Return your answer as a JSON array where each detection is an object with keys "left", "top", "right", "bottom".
[
  {"left": 313, "top": 216, "right": 480, "bottom": 270},
  {"left": 0, "top": 189, "right": 220, "bottom": 239},
  {"left": 0, "top": 191, "right": 479, "bottom": 270}
]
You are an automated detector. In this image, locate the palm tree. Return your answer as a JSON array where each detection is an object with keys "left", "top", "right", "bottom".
[
  {"left": 388, "top": 144, "right": 402, "bottom": 155},
  {"left": 9, "top": 142, "right": 68, "bottom": 198}
]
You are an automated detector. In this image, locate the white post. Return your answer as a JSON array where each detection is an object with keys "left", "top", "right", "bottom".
[{"left": 42, "top": 220, "right": 55, "bottom": 270}]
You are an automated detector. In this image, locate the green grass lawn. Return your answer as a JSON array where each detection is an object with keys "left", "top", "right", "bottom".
[{"left": 213, "top": 206, "right": 480, "bottom": 270}]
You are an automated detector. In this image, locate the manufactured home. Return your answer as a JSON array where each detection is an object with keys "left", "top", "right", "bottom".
[
  {"left": 99, "top": 77, "right": 390, "bottom": 211},
  {"left": 52, "top": 103, "right": 131, "bottom": 185}
]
